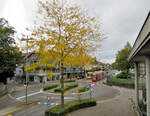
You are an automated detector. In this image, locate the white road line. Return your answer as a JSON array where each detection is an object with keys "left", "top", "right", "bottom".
[
  {"left": 91, "top": 84, "right": 95, "bottom": 87},
  {"left": 50, "top": 96, "right": 75, "bottom": 100},
  {"left": 56, "top": 103, "right": 59, "bottom": 105},
  {"left": 16, "top": 91, "right": 41, "bottom": 100},
  {"left": 8, "top": 94, "right": 23, "bottom": 102},
  {"left": 51, "top": 103, "right": 55, "bottom": 105},
  {"left": 40, "top": 89, "right": 43, "bottom": 92},
  {"left": 64, "top": 97, "right": 75, "bottom": 100}
]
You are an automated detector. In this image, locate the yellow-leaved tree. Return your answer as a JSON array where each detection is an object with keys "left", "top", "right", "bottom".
[{"left": 24, "top": 0, "right": 103, "bottom": 107}]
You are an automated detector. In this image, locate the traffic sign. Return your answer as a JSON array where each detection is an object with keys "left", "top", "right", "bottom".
[
  {"left": 46, "top": 101, "right": 51, "bottom": 108},
  {"left": 47, "top": 96, "right": 51, "bottom": 101}
]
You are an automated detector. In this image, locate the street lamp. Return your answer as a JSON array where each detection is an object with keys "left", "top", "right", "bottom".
[{"left": 21, "top": 35, "right": 31, "bottom": 104}]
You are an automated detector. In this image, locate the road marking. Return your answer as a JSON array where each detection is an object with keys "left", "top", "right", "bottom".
[
  {"left": 50, "top": 96, "right": 75, "bottom": 100},
  {"left": 64, "top": 97, "right": 75, "bottom": 100},
  {"left": 40, "top": 88, "right": 43, "bottom": 92},
  {"left": 16, "top": 91, "right": 41, "bottom": 100},
  {"left": 91, "top": 84, "right": 95, "bottom": 87},
  {"left": 56, "top": 103, "right": 59, "bottom": 105},
  {"left": 8, "top": 94, "right": 23, "bottom": 102},
  {"left": 51, "top": 103, "right": 55, "bottom": 105}
]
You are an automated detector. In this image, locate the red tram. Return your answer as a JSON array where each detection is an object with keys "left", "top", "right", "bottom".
[{"left": 92, "top": 71, "right": 107, "bottom": 82}]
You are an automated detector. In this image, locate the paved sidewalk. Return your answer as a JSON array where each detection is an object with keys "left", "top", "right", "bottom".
[{"left": 67, "top": 86, "right": 137, "bottom": 116}]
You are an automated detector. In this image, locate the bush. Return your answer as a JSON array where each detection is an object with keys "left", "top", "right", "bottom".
[
  {"left": 78, "top": 86, "right": 89, "bottom": 93},
  {"left": 65, "top": 79, "right": 76, "bottom": 83},
  {"left": 116, "top": 71, "right": 132, "bottom": 79},
  {"left": 107, "top": 76, "right": 146, "bottom": 89},
  {"left": 54, "top": 83, "right": 78, "bottom": 93},
  {"left": 45, "top": 99, "right": 96, "bottom": 116},
  {"left": 107, "top": 76, "right": 134, "bottom": 85},
  {"left": 43, "top": 84, "right": 58, "bottom": 91}
]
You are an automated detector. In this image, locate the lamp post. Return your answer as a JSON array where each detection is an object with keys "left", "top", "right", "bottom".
[{"left": 21, "top": 36, "right": 30, "bottom": 104}]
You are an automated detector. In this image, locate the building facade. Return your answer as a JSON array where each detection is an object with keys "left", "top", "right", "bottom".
[{"left": 129, "top": 11, "right": 150, "bottom": 116}]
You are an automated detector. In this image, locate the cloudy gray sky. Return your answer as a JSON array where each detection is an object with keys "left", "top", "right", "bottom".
[{"left": 0, "top": 0, "right": 150, "bottom": 63}]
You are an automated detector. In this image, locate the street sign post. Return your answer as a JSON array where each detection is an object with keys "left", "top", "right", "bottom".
[{"left": 46, "top": 96, "right": 51, "bottom": 108}]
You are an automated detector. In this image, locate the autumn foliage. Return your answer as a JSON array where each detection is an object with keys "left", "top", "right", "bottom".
[{"left": 23, "top": 0, "right": 103, "bottom": 106}]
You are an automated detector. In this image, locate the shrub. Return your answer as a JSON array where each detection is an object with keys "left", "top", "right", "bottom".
[
  {"left": 107, "top": 76, "right": 146, "bottom": 89},
  {"left": 45, "top": 99, "right": 96, "bottom": 116},
  {"left": 116, "top": 71, "right": 132, "bottom": 79},
  {"left": 107, "top": 76, "right": 134, "bottom": 85},
  {"left": 78, "top": 86, "right": 89, "bottom": 93},
  {"left": 139, "top": 99, "right": 146, "bottom": 113},
  {"left": 54, "top": 83, "right": 78, "bottom": 93},
  {"left": 43, "top": 84, "right": 58, "bottom": 91}
]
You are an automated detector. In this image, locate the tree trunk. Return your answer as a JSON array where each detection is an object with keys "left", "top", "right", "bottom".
[
  {"left": 84, "top": 67, "right": 86, "bottom": 79},
  {"left": 60, "top": 62, "right": 64, "bottom": 107}
]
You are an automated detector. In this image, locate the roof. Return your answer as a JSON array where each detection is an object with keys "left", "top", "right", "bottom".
[
  {"left": 23, "top": 52, "right": 39, "bottom": 62},
  {"left": 128, "top": 11, "right": 150, "bottom": 61}
]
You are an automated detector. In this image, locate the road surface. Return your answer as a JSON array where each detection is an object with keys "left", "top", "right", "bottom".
[{"left": 0, "top": 79, "right": 119, "bottom": 116}]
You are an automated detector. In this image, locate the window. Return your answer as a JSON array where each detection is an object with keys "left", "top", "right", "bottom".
[{"left": 93, "top": 74, "right": 96, "bottom": 79}]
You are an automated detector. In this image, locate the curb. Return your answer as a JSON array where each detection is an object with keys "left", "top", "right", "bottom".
[
  {"left": 42, "top": 86, "right": 91, "bottom": 96},
  {"left": 42, "top": 90, "right": 90, "bottom": 96}
]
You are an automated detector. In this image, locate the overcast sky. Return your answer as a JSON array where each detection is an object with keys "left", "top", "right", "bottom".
[{"left": 0, "top": 0, "right": 150, "bottom": 64}]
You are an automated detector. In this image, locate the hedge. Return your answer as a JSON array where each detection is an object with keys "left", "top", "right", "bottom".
[
  {"left": 54, "top": 83, "right": 78, "bottom": 93},
  {"left": 43, "top": 84, "right": 59, "bottom": 91},
  {"left": 108, "top": 76, "right": 134, "bottom": 84},
  {"left": 107, "top": 76, "right": 146, "bottom": 89},
  {"left": 45, "top": 98, "right": 96, "bottom": 116},
  {"left": 116, "top": 71, "right": 133, "bottom": 79},
  {"left": 78, "top": 86, "right": 89, "bottom": 93},
  {"left": 64, "top": 79, "right": 76, "bottom": 83},
  {"left": 107, "top": 76, "right": 134, "bottom": 88}
]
